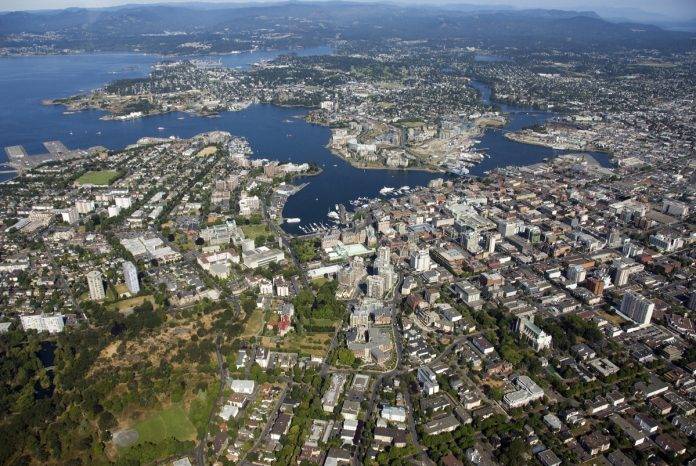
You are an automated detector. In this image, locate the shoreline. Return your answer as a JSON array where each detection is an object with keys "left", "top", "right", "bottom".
[
  {"left": 504, "top": 132, "right": 599, "bottom": 152},
  {"left": 325, "top": 144, "right": 446, "bottom": 174},
  {"left": 0, "top": 45, "right": 332, "bottom": 60}
]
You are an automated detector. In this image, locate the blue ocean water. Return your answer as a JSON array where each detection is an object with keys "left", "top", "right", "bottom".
[{"left": 0, "top": 51, "right": 610, "bottom": 233}]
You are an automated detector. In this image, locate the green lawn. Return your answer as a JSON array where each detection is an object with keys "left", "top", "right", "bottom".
[
  {"left": 134, "top": 404, "right": 197, "bottom": 444},
  {"left": 241, "top": 308, "right": 265, "bottom": 338},
  {"left": 76, "top": 170, "right": 121, "bottom": 186},
  {"left": 241, "top": 224, "right": 270, "bottom": 240}
]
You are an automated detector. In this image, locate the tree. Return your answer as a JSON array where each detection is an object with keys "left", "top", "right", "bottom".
[{"left": 337, "top": 348, "right": 355, "bottom": 366}]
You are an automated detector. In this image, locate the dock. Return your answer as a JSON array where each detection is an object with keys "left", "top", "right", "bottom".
[
  {"left": 4, "top": 145, "right": 28, "bottom": 160},
  {"left": 3, "top": 141, "right": 90, "bottom": 174},
  {"left": 44, "top": 141, "right": 70, "bottom": 156}
]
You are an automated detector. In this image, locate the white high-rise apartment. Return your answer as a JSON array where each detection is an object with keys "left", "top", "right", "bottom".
[
  {"left": 410, "top": 249, "right": 431, "bottom": 272},
  {"left": 620, "top": 292, "right": 654, "bottom": 325},
  {"left": 87, "top": 270, "right": 105, "bottom": 301},
  {"left": 122, "top": 261, "right": 140, "bottom": 294}
]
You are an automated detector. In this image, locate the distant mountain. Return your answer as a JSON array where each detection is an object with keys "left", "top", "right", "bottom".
[{"left": 0, "top": 1, "right": 692, "bottom": 53}]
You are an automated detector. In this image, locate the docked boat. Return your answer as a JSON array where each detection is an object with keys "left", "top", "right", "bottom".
[{"left": 285, "top": 218, "right": 301, "bottom": 223}]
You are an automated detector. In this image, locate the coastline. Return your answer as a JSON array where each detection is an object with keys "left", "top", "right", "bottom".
[
  {"left": 325, "top": 144, "right": 446, "bottom": 174},
  {"left": 504, "top": 131, "right": 607, "bottom": 155}
]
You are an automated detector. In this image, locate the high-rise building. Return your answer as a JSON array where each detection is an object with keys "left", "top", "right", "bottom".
[
  {"left": 526, "top": 226, "right": 541, "bottom": 244},
  {"left": 86, "top": 270, "right": 105, "bottom": 301},
  {"left": 620, "top": 292, "right": 654, "bottom": 325},
  {"left": 122, "top": 261, "right": 140, "bottom": 294},
  {"left": 485, "top": 232, "right": 500, "bottom": 254},
  {"left": 376, "top": 246, "right": 391, "bottom": 265},
  {"left": 607, "top": 229, "right": 622, "bottom": 248},
  {"left": 60, "top": 207, "right": 79, "bottom": 225},
  {"left": 567, "top": 264, "right": 586, "bottom": 284},
  {"left": 687, "top": 290, "right": 696, "bottom": 312},
  {"left": 497, "top": 219, "right": 518, "bottom": 237},
  {"left": 584, "top": 277, "right": 604, "bottom": 296},
  {"left": 410, "top": 249, "right": 431, "bottom": 272},
  {"left": 75, "top": 199, "right": 95, "bottom": 214},
  {"left": 463, "top": 231, "right": 481, "bottom": 254},
  {"left": 366, "top": 275, "right": 385, "bottom": 299},
  {"left": 611, "top": 259, "right": 644, "bottom": 287}
]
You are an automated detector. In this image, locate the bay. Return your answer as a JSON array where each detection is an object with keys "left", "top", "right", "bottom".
[{"left": 0, "top": 51, "right": 611, "bottom": 235}]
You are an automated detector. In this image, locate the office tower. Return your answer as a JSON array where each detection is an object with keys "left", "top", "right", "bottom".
[
  {"left": 87, "top": 270, "right": 105, "bottom": 301},
  {"left": 122, "top": 260, "right": 140, "bottom": 294},
  {"left": 620, "top": 292, "right": 654, "bottom": 325},
  {"left": 497, "top": 219, "right": 518, "bottom": 237}
]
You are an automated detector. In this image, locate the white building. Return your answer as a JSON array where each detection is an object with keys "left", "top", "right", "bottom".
[
  {"left": 114, "top": 196, "right": 133, "bottom": 209},
  {"left": 229, "top": 379, "right": 255, "bottom": 394},
  {"left": 242, "top": 247, "right": 285, "bottom": 269},
  {"left": 417, "top": 366, "right": 440, "bottom": 395},
  {"left": 122, "top": 261, "right": 140, "bottom": 294},
  {"left": 620, "top": 292, "right": 654, "bottom": 325},
  {"left": 238, "top": 192, "right": 261, "bottom": 216},
  {"left": 567, "top": 264, "right": 586, "bottom": 284},
  {"left": 75, "top": 199, "right": 95, "bottom": 214},
  {"left": 381, "top": 406, "right": 407, "bottom": 423},
  {"left": 20, "top": 314, "right": 64, "bottom": 333},
  {"left": 410, "top": 249, "right": 431, "bottom": 272},
  {"left": 60, "top": 207, "right": 79, "bottom": 225},
  {"left": 87, "top": 270, "right": 105, "bottom": 301},
  {"left": 503, "top": 375, "right": 545, "bottom": 409},
  {"left": 516, "top": 316, "right": 552, "bottom": 352},
  {"left": 366, "top": 275, "right": 385, "bottom": 299}
]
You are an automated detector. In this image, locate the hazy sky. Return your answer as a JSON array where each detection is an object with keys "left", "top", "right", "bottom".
[{"left": 1, "top": 0, "right": 695, "bottom": 21}]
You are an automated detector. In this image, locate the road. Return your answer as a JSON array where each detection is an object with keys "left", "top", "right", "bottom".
[
  {"left": 237, "top": 383, "right": 290, "bottom": 464},
  {"left": 194, "top": 335, "right": 226, "bottom": 466},
  {"left": 261, "top": 198, "right": 311, "bottom": 291}
]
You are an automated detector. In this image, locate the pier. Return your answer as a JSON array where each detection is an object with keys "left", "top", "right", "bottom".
[{"left": 3, "top": 141, "right": 90, "bottom": 174}]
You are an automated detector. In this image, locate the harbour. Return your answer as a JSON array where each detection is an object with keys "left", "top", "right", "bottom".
[{"left": 1, "top": 53, "right": 611, "bottom": 234}]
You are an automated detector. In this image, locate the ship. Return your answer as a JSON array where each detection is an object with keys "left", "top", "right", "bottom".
[
  {"left": 379, "top": 186, "right": 395, "bottom": 195},
  {"left": 285, "top": 218, "right": 301, "bottom": 223}
]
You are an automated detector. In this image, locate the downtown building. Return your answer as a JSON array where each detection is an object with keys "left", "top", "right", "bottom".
[{"left": 620, "top": 291, "right": 654, "bottom": 325}]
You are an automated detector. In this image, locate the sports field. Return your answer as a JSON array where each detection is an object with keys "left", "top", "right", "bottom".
[
  {"left": 76, "top": 170, "right": 120, "bottom": 186},
  {"left": 134, "top": 404, "right": 197, "bottom": 443}
]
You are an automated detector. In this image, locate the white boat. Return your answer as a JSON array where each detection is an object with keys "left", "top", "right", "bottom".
[
  {"left": 285, "top": 218, "right": 301, "bottom": 223},
  {"left": 379, "top": 186, "right": 395, "bottom": 195},
  {"left": 157, "top": 127, "right": 165, "bottom": 131}
]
